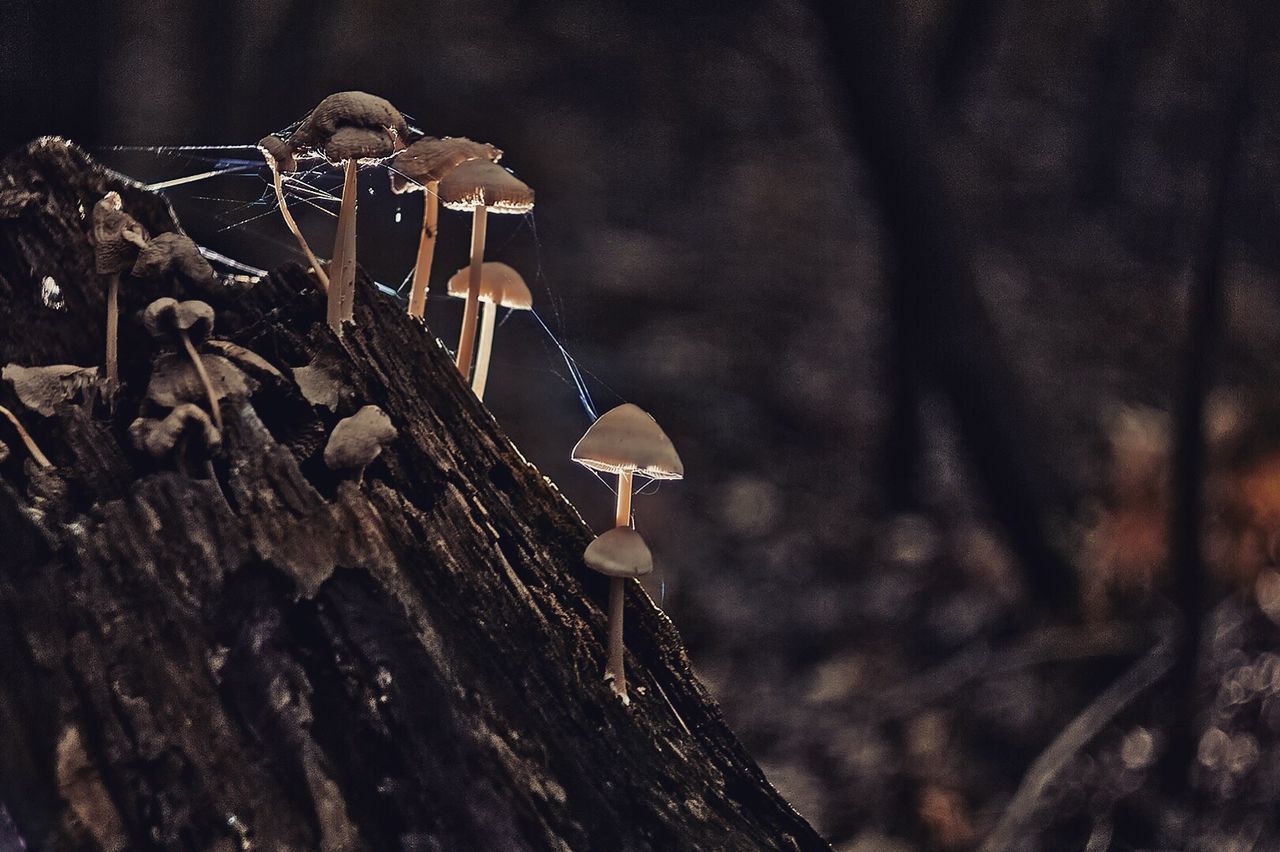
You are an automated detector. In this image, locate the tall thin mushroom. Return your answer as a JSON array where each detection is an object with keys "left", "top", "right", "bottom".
[
  {"left": 258, "top": 134, "right": 328, "bottom": 291},
  {"left": 391, "top": 137, "right": 502, "bottom": 318},
  {"left": 571, "top": 403, "right": 684, "bottom": 529},
  {"left": 584, "top": 527, "right": 654, "bottom": 703},
  {"left": 142, "top": 298, "right": 224, "bottom": 432},
  {"left": 437, "top": 160, "right": 534, "bottom": 379},
  {"left": 91, "top": 192, "right": 147, "bottom": 386},
  {"left": 445, "top": 262, "right": 532, "bottom": 400}
]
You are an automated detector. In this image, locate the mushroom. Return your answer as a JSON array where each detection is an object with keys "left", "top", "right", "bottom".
[
  {"left": 92, "top": 192, "right": 148, "bottom": 386},
  {"left": 0, "top": 405, "right": 52, "bottom": 468},
  {"left": 282, "top": 92, "right": 408, "bottom": 332},
  {"left": 571, "top": 403, "right": 684, "bottom": 529},
  {"left": 258, "top": 134, "right": 329, "bottom": 291},
  {"left": 3, "top": 364, "right": 100, "bottom": 416},
  {"left": 129, "top": 403, "right": 221, "bottom": 473},
  {"left": 391, "top": 137, "right": 502, "bottom": 318},
  {"left": 131, "top": 232, "right": 217, "bottom": 288},
  {"left": 584, "top": 527, "right": 654, "bottom": 704},
  {"left": 445, "top": 262, "right": 532, "bottom": 401},
  {"left": 143, "top": 297, "right": 225, "bottom": 431},
  {"left": 437, "top": 159, "right": 534, "bottom": 379},
  {"left": 323, "top": 405, "right": 396, "bottom": 482}
]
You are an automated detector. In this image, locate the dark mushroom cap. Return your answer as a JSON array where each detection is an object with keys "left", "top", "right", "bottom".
[
  {"left": 445, "top": 262, "right": 533, "bottom": 310},
  {"left": 324, "top": 405, "right": 397, "bottom": 474},
  {"left": 258, "top": 134, "right": 296, "bottom": 173},
  {"left": 584, "top": 527, "right": 654, "bottom": 579},
  {"left": 145, "top": 352, "right": 252, "bottom": 409},
  {"left": 438, "top": 160, "right": 534, "bottom": 213},
  {"left": 289, "top": 91, "right": 407, "bottom": 163},
  {"left": 92, "top": 192, "right": 148, "bottom": 274},
  {"left": 132, "top": 233, "right": 217, "bottom": 286},
  {"left": 572, "top": 403, "right": 684, "bottom": 479},
  {"left": 390, "top": 137, "right": 502, "bottom": 194},
  {"left": 143, "top": 297, "right": 216, "bottom": 343},
  {"left": 129, "top": 403, "right": 222, "bottom": 458}
]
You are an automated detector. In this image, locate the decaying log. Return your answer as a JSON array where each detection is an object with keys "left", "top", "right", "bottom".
[{"left": 0, "top": 138, "right": 828, "bottom": 851}]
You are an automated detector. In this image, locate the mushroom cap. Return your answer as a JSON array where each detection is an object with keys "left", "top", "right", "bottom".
[
  {"left": 3, "top": 364, "right": 99, "bottom": 416},
  {"left": 584, "top": 527, "right": 654, "bottom": 578},
  {"left": 129, "top": 403, "right": 222, "bottom": 458},
  {"left": 132, "top": 233, "right": 217, "bottom": 286},
  {"left": 445, "top": 262, "right": 533, "bottom": 310},
  {"left": 145, "top": 352, "right": 252, "bottom": 409},
  {"left": 324, "top": 126, "right": 398, "bottom": 163},
  {"left": 258, "top": 134, "right": 296, "bottom": 173},
  {"left": 438, "top": 159, "right": 534, "bottom": 213},
  {"left": 92, "top": 192, "right": 148, "bottom": 274},
  {"left": 289, "top": 91, "right": 408, "bottom": 161},
  {"left": 323, "top": 405, "right": 397, "bottom": 473},
  {"left": 390, "top": 137, "right": 503, "bottom": 194},
  {"left": 571, "top": 403, "right": 684, "bottom": 479},
  {"left": 143, "top": 297, "right": 216, "bottom": 343}
]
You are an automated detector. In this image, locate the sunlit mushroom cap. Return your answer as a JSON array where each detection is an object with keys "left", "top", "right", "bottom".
[
  {"left": 143, "top": 297, "right": 215, "bottom": 343},
  {"left": 324, "top": 405, "right": 397, "bottom": 474},
  {"left": 438, "top": 159, "right": 534, "bottom": 213},
  {"left": 258, "top": 134, "right": 296, "bottom": 173},
  {"left": 571, "top": 403, "right": 684, "bottom": 479},
  {"left": 445, "top": 262, "right": 533, "bottom": 310},
  {"left": 289, "top": 91, "right": 408, "bottom": 162},
  {"left": 129, "top": 403, "right": 222, "bottom": 458},
  {"left": 390, "top": 137, "right": 503, "bottom": 194},
  {"left": 145, "top": 352, "right": 252, "bottom": 409},
  {"left": 132, "top": 233, "right": 217, "bottom": 286},
  {"left": 584, "top": 527, "right": 654, "bottom": 579},
  {"left": 92, "top": 192, "right": 148, "bottom": 274}
]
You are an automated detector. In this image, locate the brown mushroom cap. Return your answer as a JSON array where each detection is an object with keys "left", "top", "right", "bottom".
[
  {"left": 323, "top": 405, "right": 397, "bottom": 474},
  {"left": 145, "top": 352, "right": 252, "bottom": 409},
  {"left": 143, "top": 297, "right": 216, "bottom": 343},
  {"left": 132, "top": 233, "right": 217, "bottom": 286},
  {"left": 129, "top": 403, "right": 222, "bottom": 458},
  {"left": 444, "top": 262, "right": 533, "bottom": 310},
  {"left": 258, "top": 134, "right": 296, "bottom": 173},
  {"left": 584, "top": 527, "right": 654, "bottom": 579},
  {"left": 390, "top": 137, "right": 503, "bottom": 194},
  {"left": 324, "top": 126, "right": 398, "bottom": 163},
  {"left": 92, "top": 192, "right": 148, "bottom": 274},
  {"left": 572, "top": 403, "right": 684, "bottom": 479},
  {"left": 438, "top": 159, "right": 534, "bottom": 213},
  {"left": 288, "top": 91, "right": 408, "bottom": 161},
  {"left": 3, "top": 364, "right": 99, "bottom": 417}
]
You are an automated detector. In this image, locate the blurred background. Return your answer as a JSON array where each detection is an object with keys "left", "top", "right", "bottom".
[{"left": 5, "top": 1, "right": 1280, "bottom": 849}]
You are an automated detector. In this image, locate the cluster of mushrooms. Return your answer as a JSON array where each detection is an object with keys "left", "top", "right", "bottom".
[
  {"left": 257, "top": 91, "right": 534, "bottom": 399},
  {"left": 0, "top": 91, "right": 685, "bottom": 709}
]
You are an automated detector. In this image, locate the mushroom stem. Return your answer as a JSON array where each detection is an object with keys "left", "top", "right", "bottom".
[
  {"left": 327, "top": 159, "right": 359, "bottom": 332},
  {"left": 407, "top": 181, "right": 439, "bottom": 319},
  {"left": 454, "top": 205, "right": 489, "bottom": 379},
  {"left": 0, "top": 405, "right": 52, "bottom": 468},
  {"left": 180, "top": 331, "right": 224, "bottom": 433},
  {"left": 605, "top": 576, "right": 628, "bottom": 702},
  {"left": 105, "top": 275, "right": 120, "bottom": 385},
  {"left": 472, "top": 300, "right": 499, "bottom": 401},
  {"left": 615, "top": 469, "right": 633, "bottom": 528},
  {"left": 266, "top": 158, "right": 329, "bottom": 292}
]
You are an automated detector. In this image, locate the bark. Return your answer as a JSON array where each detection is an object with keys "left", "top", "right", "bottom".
[{"left": 0, "top": 138, "right": 828, "bottom": 852}]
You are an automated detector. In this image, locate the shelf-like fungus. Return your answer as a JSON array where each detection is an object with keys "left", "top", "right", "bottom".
[
  {"left": 445, "top": 261, "right": 532, "bottom": 401},
  {"left": 142, "top": 297, "right": 225, "bottom": 431},
  {"left": 323, "top": 404, "right": 396, "bottom": 482},
  {"left": 584, "top": 526, "right": 654, "bottom": 704},
  {"left": 258, "top": 133, "right": 329, "bottom": 291},
  {"left": 572, "top": 403, "right": 684, "bottom": 528},
  {"left": 392, "top": 137, "right": 502, "bottom": 319},
  {"left": 92, "top": 192, "right": 147, "bottom": 386},
  {"left": 284, "top": 92, "right": 408, "bottom": 332},
  {"left": 438, "top": 159, "right": 534, "bottom": 379}
]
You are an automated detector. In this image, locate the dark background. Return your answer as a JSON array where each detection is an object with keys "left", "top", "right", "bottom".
[{"left": 5, "top": 1, "right": 1280, "bottom": 849}]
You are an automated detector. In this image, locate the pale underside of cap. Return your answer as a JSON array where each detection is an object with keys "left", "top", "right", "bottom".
[
  {"left": 571, "top": 403, "right": 684, "bottom": 479},
  {"left": 438, "top": 159, "right": 534, "bottom": 213},
  {"left": 445, "top": 262, "right": 533, "bottom": 309},
  {"left": 584, "top": 527, "right": 654, "bottom": 578}
]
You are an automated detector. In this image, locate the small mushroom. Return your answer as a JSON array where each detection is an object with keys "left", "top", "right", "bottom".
[
  {"left": 129, "top": 403, "right": 221, "bottom": 472},
  {"left": 131, "top": 232, "right": 217, "bottom": 288},
  {"left": 0, "top": 405, "right": 52, "bottom": 468},
  {"left": 144, "top": 352, "right": 251, "bottom": 411},
  {"left": 282, "top": 92, "right": 408, "bottom": 332},
  {"left": 445, "top": 262, "right": 532, "bottom": 401},
  {"left": 258, "top": 134, "right": 328, "bottom": 290},
  {"left": 92, "top": 192, "right": 148, "bottom": 386},
  {"left": 392, "top": 137, "right": 502, "bottom": 318},
  {"left": 3, "top": 364, "right": 100, "bottom": 416},
  {"left": 584, "top": 527, "right": 654, "bottom": 704},
  {"left": 571, "top": 403, "right": 684, "bottom": 528},
  {"left": 143, "top": 298, "right": 227, "bottom": 431},
  {"left": 323, "top": 405, "right": 396, "bottom": 482},
  {"left": 438, "top": 159, "right": 534, "bottom": 379}
]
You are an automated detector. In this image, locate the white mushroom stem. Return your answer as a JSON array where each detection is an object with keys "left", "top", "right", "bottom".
[
  {"left": 265, "top": 156, "right": 329, "bottom": 292},
  {"left": 407, "top": 181, "right": 439, "bottom": 319},
  {"left": 105, "top": 275, "right": 120, "bottom": 385},
  {"left": 327, "top": 159, "right": 359, "bottom": 333},
  {"left": 605, "top": 577, "right": 628, "bottom": 703},
  {"left": 615, "top": 469, "right": 633, "bottom": 528},
  {"left": 454, "top": 205, "right": 489, "bottom": 379},
  {"left": 471, "top": 300, "right": 499, "bottom": 401},
  {"left": 179, "top": 332, "right": 224, "bottom": 433},
  {"left": 0, "top": 405, "right": 52, "bottom": 468}
]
